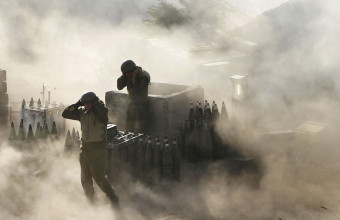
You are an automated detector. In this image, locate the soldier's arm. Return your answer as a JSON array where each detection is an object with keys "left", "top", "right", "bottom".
[
  {"left": 62, "top": 101, "right": 82, "bottom": 121},
  {"left": 93, "top": 100, "right": 109, "bottom": 124},
  {"left": 117, "top": 75, "right": 127, "bottom": 90}
]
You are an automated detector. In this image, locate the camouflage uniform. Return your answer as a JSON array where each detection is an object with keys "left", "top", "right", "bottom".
[
  {"left": 62, "top": 99, "right": 119, "bottom": 206},
  {"left": 117, "top": 67, "right": 151, "bottom": 133}
]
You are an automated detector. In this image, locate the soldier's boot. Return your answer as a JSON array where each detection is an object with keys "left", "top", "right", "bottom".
[
  {"left": 108, "top": 192, "right": 120, "bottom": 209},
  {"left": 84, "top": 189, "right": 95, "bottom": 204}
]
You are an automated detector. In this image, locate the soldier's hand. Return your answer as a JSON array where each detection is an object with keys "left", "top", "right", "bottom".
[
  {"left": 74, "top": 100, "right": 83, "bottom": 109},
  {"left": 77, "top": 99, "right": 84, "bottom": 106}
]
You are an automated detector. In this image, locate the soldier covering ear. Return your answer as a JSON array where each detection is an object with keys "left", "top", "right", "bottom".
[
  {"left": 117, "top": 60, "right": 151, "bottom": 133},
  {"left": 62, "top": 91, "right": 119, "bottom": 208}
]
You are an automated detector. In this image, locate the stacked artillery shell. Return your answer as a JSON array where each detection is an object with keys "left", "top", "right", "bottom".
[
  {"left": 195, "top": 100, "right": 199, "bottom": 121},
  {"left": 19, "top": 99, "right": 26, "bottom": 122},
  {"left": 35, "top": 122, "right": 41, "bottom": 138},
  {"left": 125, "top": 139, "right": 137, "bottom": 178},
  {"left": 211, "top": 101, "right": 220, "bottom": 122},
  {"left": 212, "top": 102, "right": 228, "bottom": 159},
  {"left": 74, "top": 131, "right": 80, "bottom": 149},
  {"left": 64, "top": 127, "right": 81, "bottom": 152},
  {"left": 200, "top": 121, "right": 213, "bottom": 160},
  {"left": 29, "top": 98, "right": 34, "bottom": 108},
  {"left": 26, "top": 124, "right": 35, "bottom": 143},
  {"left": 105, "top": 131, "right": 182, "bottom": 183},
  {"left": 181, "top": 100, "right": 231, "bottom": 161},
  {"left": 71, "top": 128, "right": 76, "bottom": 144},
  {"left": 50, "top": 121, "right": 59, "bottom": 140},
  {"left": 144, "top": 136, "right": 154, "bottom": 171},
  {"left": 221, "top": 101, "right": 228, "bottom": 122},
  {"left": 23, "top": 124, "right": 35, "bottom": 150},
  {"left": 42, "top": 122, "right": 50, "bottom": 139},
  {"left": 184, "top": 119, "right": 195, "bottom": 162},
  {"left": 135, "top": 136, "right": 146, "bottom": 178},
  {"left": 143, "top": 136, "right": 154, "bottom": 183},
  {"left": 17, "top": 119, "right": 26, "bottom": 141},
  {"left": 192, "top": 119, "right": 201, "bottom": 162},
  {"left": 196, "top": 102, "right": 204, "bottom": 127},
  {"left": 8, "top": 122, "right": 16, "bottom": 140},
  {"left": 0, "top": 69, "right": 9, "bottom": 127},
  {"left": 8, "top": 122, "right": 17, "bottom": 147},
  {"left": 37, "top": 99, "right": 42, "bottom": 108},
  {"left": 8, "top": 120, "right": 61, "bottom": 150},
  {"left": 8, "top": 120, "right": 30, "bottom": 149},
  {"left": 152, "top": 136, "right": 162, "bottom": 182},
  {"left": 163, "top": 136, "right": 168, "bottom": 151},
  {"left": 176, "top": 121, "right": 185, "bottom": 159},
  {"left": 171, "top": 137, "right": 181, "bottom": 180},
  {"left": 161, "top": 136, "right": 173, "bottom": 180},
  {"left": 20, "top": 96, "right": 66, "bottom": 138},
  {"left": 38, "top": 125, "right": 44, "bottom": 139},
  {"left": 193, "top": 102, "right": 206, "bottom": 161},
  {"left": 189, "top": 102, "right": 195, "bottom": 129},
  {"left": 64, "top": 130, "right": 73, "bottom": 152}
]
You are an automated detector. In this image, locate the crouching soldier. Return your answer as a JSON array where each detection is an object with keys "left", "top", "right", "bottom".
[{"left": 62, "top": 92, "right": 119, "bottom": 208}]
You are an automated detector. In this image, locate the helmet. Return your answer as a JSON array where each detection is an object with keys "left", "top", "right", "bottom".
[
  {"left": 80, "top": 92, "right": 97, "bottom": 103},
  {"left": 121, "top": 60, "right": 137, "bottom": 74}
]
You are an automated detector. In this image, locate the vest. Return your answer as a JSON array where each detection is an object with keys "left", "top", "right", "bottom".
[
  {"left": 80, "top": 110, "right": 107, "bottom": 143},
  {"left": 127, "top": 68, "right": 150, "bottom": 102}
]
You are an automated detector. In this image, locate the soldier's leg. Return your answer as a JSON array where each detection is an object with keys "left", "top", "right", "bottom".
[
  {"left": 133, "top": 109, "right": 140, "bottom": 132},
  {"left": 88, "top": 147, "right": 120, "bottom": 207},
  {"left": 79, "top": 149, "right": 95, "bottom": 202},
  {"left": 136, "top": 103, "right": 149, "bottom": 133},
  {"left": 141, "top": 104, "right": 150, "bottom": 133},
  {"left": 126, "top": 104, "right": 134, "bottom": 132}
]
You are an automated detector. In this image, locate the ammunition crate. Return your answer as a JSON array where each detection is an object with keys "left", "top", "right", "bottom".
[{"left": 106, "top": 82, "right": 204, "bottom": 136}]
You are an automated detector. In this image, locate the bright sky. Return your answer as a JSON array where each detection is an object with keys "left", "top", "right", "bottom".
[{"left": 228, "top": 0, "right": 289, "bottom": 16}]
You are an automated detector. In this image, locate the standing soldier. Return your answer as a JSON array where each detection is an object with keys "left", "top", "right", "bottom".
[
  {"left": 62, "top": 92, "right": 119, "bottom": 208},
  {"left": 117, "top": 60, "right": 151, "bottom": 133}
]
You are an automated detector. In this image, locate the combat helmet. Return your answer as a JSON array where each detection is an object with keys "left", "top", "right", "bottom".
[
  {"left": 121, "top": 60, "right": 137, "bottom": 74},
  {"left": 81, "top": 92, "right": 97, "bottom": 103}
]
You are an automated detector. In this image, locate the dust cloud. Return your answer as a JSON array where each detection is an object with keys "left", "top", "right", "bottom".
[{"left": 1, "top": 0, "right": 340, "bottom": 219}]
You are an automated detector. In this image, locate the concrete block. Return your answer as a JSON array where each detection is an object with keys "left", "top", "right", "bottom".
[
  {"left": 0, "top": 105, "right": 9, "bottom": 125},
  {"left": 0, "top": 82, "right": 7, "bottom": 94},
  {"left": 106, "top": 82, "right": 204, "bottom": 136},
  {"left": 0, "top": 105, "right": 9, "bottom": 115},
  {"left": 0, "top": 93, "right": 9, "bottom": 105},
  {"left": 0, "top": 69, "right": 6, "bottom": 82}
]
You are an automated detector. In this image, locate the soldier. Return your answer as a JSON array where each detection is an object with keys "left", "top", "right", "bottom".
[
  {"left": 62, "top": 92, "right": 119, "bottom": 208},
  {"left": 117, "top": 60, "right": 151, "bottom": 133}
]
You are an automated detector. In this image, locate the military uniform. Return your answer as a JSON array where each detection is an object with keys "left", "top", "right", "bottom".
[
  {"left": 62, "top": 99, "right": 119, "bottom": 206},
  {"left": 117, "top": 67, "right": 151, "bottom": 133}
]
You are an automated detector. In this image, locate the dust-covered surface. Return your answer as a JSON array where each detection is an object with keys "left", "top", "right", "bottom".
[
  {"left": 1, "top": 0, "right": 340, "bottom": 219},
  {"left": 1, "top": 122, "right": 340, "bottom": 220}
]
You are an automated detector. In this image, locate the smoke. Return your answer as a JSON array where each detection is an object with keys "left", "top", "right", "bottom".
[{"left": 1, "top": 0, "right": 340, "bottom": 219}]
